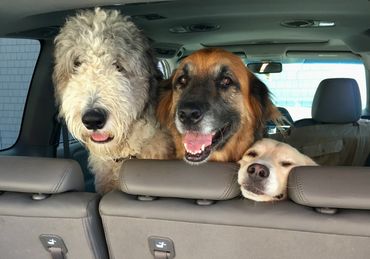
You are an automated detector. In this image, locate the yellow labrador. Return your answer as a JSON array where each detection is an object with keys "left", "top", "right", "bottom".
[{"left": 238, "top": 138, "right": 317, "bottom": 202}]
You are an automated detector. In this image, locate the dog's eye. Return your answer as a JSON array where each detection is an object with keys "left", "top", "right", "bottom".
[
  {"left": 73, "top": 59, "right": 81, "bottom": 69},
  {"left": 220, "top": 76, "right": 233, "bottom": 88},
  {"left": 113, "top": 62, "right": 125, "bottom": 73},
  {"left": 177, "top": 75, "right": 188, "bottom": 86},
  {"left": 246, "top": 151, "right": 257, "bottom": 157},
  {"left": 281, "top": 161, "right": 293, "bottom": 167}
]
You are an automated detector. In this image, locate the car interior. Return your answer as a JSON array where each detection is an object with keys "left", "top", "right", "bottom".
[{"left": 0, "top": 0, "right": 370, "bottom": 258}]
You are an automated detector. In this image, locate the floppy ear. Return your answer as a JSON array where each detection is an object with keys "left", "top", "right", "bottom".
[
  {"left": 52, "top": 39, "right": 72, "bottom": 106},
  {"left": 302, "top": 154, "right": 318, "bottom": 166},
  {"left": 156, "top": 78, "right": 174, "bottom": 126},
  {"left": 249, "top": 74, "right": 282, "bottom": 136}
]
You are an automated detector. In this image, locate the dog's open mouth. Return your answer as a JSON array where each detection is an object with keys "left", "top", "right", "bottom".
[
  {"left": 182, "top": 124, "right": 231, "bottom": 163},
  {"left": 90, "top": 132, "right": 113, "bottom": 144}
]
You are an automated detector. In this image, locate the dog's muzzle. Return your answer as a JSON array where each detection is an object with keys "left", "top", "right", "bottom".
[
  {"left": 247, "top": 163, "right": 270, "bottom": 179},
  {"left": 241, "top": 163, "right": 270, "bottom": 195},
  {"left": 177, "top": 101, "right": 205, "bottom": 126},
  {"left": 82, "top": 108, "right": 108, "bottom": 130},
  {"left": 177, "top": 101, "right": 233, "bottom": 164},
  {"left": 82, "top": 108, "right": 113, "bottom": 143}
]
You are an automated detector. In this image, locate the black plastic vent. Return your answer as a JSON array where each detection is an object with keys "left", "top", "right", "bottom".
[
  {"left": 281, "top": 20, "right": 314, "bottom": 28},
  {"left": 281, "top": 19, "right": 335, "bottom": 28},
  {"left": 188, "top": 23, "right": 220, "bottom": 32},
  {"left": 134, "top": 13, "right": 166, "bottom": 20},
  {"left": 169, "top": 23, "right": 220, "bottom": 33}
]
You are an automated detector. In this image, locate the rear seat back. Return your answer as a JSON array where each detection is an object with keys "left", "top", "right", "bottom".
[
  {"left": 0, "top": 156, "right": 108, "bottom": 259},
  {"left": 284, "top": 78, "right": 370, "bottom": 166},
  {"left": 100, "top": 160, "right": 370, "bottom": 259},
  {"left": 289, "top": 166, "right": 370, "bottom": 210}
]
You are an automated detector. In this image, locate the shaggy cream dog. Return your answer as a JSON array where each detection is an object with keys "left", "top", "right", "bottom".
[
  {"left": 238, "top": 138, "right": 317, "bottom": 202},
  {"left": 53, "top": 8, "right": 173, "bottom": 193}
]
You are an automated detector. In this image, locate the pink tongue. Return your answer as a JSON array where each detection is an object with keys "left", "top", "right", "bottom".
[
  {"left": 183, "top": 132, "right": 213, "bottom": 154},
  {"left": 91, "top": 132, "right": 109, "bottom": 142}
]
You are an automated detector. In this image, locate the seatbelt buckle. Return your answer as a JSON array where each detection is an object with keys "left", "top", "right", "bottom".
[
  {"left": 148, "top": 236, "right": 175, "bottom": 259},
  {"left": 40, "top": 234, "right": 68, "bottom": 258}
]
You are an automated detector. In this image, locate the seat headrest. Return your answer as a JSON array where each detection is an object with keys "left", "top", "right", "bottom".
[
  {"left": 0, "top": 156, "right": 84, "bottom": 194},
  {"left": 288, "top": 166, "right": 370, "bottom": 210},
  {"left": 120, "top": 160, "right": 240, "bottom": 200},
  {"left": 312, "top": 78, "right": 361, "bottom": 123}
]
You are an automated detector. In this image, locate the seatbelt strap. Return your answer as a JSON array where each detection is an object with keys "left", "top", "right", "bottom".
[
  {"left": 48, "top": 247, "right": 65, "bottom": 259},
  {"left": 61, "top": 120, "right": 70, "bottom": 158},
  {"left": 154, "top": 251, "right": 170, "bottom": 259}
]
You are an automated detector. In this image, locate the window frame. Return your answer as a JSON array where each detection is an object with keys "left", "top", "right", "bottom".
[{"left": 0, "top": 38, "right": 41, "bottom": 151}]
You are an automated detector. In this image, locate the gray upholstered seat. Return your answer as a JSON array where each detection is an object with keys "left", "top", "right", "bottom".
[
  {"left": 285, "top": 78, "right": 370, "bottom": 166},
  {"left": 0, "top": 156, "right": 108, "bottom": 259},
  {"left": 289, "top": 166, "right": 370, "bottom": 210},
  {"left": 294, "top": 78, "right": 362, "bottom": 127},
  {"left": 100, "top": 159, "right": 370, "bottom": 259}
]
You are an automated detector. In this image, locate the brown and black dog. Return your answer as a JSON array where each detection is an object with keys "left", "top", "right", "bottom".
[{"left": 157, "top": 48, "right": 281, "bottom": 164}]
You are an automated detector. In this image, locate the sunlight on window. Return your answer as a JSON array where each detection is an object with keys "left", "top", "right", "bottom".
[{"left": 256, "top": 62, "right": 366, "bottom": 121}]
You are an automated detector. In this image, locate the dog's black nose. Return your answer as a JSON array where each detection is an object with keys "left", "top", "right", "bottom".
[
  {"left": 177, "top": 102, "right": 204, "bottom": 125},
  {"left": 247, "top": 163, "right": 270, "bottom": 179},
  {"left": 82, "top": 108, "right": 108, "bottom": 130}
]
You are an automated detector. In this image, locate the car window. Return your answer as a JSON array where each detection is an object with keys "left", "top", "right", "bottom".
[
  {"left": 254, "top": 61, "right": 366, "bottom": 121},
  {"left": 0, "top": 38, "right": 40, "bottom": 150}
]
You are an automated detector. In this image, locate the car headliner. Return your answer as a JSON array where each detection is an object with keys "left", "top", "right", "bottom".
[{"left": 0, "top": 0, "right": 369, "bottom": 62}]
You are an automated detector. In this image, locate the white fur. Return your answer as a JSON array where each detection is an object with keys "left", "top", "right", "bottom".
[{"left": 53, "top": 8, "right": 173, "bottom": 193}]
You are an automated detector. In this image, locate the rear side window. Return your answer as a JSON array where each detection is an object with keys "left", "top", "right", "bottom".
[
  {"left": 255, "top": 61, "right": 367, "bottom": 121},
  {"left": 0, "top": 38, "right": 40, "bottom": 150}
]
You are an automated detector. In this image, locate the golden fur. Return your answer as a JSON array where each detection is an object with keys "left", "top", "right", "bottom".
[
  {"left": 238, "top": 138, "right": 317, "bottom": 202},
  {"left": 157, "top": 48, "right": 281, "bottom": 163}
]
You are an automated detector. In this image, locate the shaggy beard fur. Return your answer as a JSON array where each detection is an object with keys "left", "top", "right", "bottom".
[{"left": 53, "top": 8, "right": 174, "bottom": 193}]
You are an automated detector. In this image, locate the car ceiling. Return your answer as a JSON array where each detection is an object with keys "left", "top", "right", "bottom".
[{"left": 1, "top": 0, "right": 370, "bottom": 59}]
